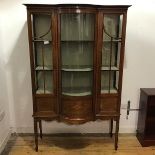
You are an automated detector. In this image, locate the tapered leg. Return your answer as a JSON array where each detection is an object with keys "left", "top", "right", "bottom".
[
  {"left": 115, "top": 118, "right": 119, "bottom": 150},
  {"left": 34, "top": 118, "right": 38, "bottom": 152},
  {"left": 109, "top": 119, "right": 113, "bottom": 137},
  {"left": 39, "top": 120, "right": 42, "bottom": 139}
]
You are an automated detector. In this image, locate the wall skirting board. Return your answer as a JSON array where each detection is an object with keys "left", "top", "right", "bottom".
[
  {"left": 10, "top": 126, "right": 137, "bottom": 134},
  {"left": 0, "top": 130, "right": 11, "bottom": 155}
]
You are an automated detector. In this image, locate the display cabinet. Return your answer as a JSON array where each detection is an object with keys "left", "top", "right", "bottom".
[{"left": 25, "top": 4, "right": 130, "bottom": 151}]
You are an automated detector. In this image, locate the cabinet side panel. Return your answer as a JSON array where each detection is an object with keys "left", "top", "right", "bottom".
[
  {"left": 137, "top": 90, "right": 148, "bottom": 140},
  {"left": 27, "top": 11, "right": 37, "bottom": 113}
]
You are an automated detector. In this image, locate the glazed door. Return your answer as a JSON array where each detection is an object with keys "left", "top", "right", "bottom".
[
  {"left": 59, "top": 10, "right": 96, "bottom": 123},
  {"left": 28, "top": 11, "right": 58, "bottom": 116},
  {"left": 96, "top": 12, "right": 126, "bottom": 116}
]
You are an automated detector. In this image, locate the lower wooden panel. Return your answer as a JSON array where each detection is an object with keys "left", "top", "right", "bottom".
[
  {"left": 61, "top": 96, "right": 93, "bottom": 120},
  {"left": 97, "top": 96, "right": 118, "bottom": 115},
  {"left": 36, "top": 97, "right": 57, "bottom": 113}
]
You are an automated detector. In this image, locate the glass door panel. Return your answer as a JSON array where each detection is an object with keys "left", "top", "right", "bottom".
[
  {"left": 31, "top": 13, "right": 53, "bottom": 94},
  {"left": 61, "top": 14, "right": 94, "bottom": 41},
  {"left": 62, "top": 71, "right": 92, "bottom": 96},
  {"left": 103, "top": 15, "right": 123, "bottom": 41},
  {"left": 34, "top": 42, "right": 53, "bottom": 70},
  {"left": 101, "top": 71, "right": 119, "bottom": 93},
  {"left": 36, "top": 71, "right": 53, "bottom": 94},
  {"left": 61, "top": 42, "right": 93, "bottom": 70},
  {"left": 33, "top": 14, "right": 52, "bottom": 40},
  {"left": 60, "top": 13, "right": 95, "bottom": 96},
  {"left": 101, "top": 14, "right": 123, "bottom": 94}
]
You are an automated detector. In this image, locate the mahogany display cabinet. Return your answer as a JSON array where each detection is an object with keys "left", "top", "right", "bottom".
[{"left": 24, "top": 4, "right": 130, "bottom": 151}]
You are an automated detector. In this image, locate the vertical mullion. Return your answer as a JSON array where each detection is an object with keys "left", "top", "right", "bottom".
[
  {"left": 109, "top": 38, "right": 113, "bottom": 93},
  {"left": 99, "top": 12, "right": 103, "bottom": 94},
  {"left": 41, "top": 43, "right": 46, "bottom": 93}
]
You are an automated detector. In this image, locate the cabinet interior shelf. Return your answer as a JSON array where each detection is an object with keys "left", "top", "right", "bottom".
[
  {"left": 62, "top": 91, "right": 91, "bottom": 96},
  {"left": 62, "top": 65, "right": 93, "bottom": 71},
  {"left": 101, "top": 88, "right": 118, "bottom": 94},
  {"left": 62, "top": 87, "right": 91, "bottom": 96},
  {"left": 33, "top": 39, "right": 52, "bottom": 43},
  {"left": 61, "top": 40, "right": 94, "bottom": 42},
  {"left": 36, "top": 88, "right": 53, "bottom": 94},
  {"left": 62, "top": 68, "right": 93, "bottom": 72},
  {"left": 35, "top": 66, "right": 53, "bottom": 71},
  {"left": 101, "top": 66, "right": 119, "bottom": 71},
  {"left": 103, "top": 39, "right": 122, "bottom": 43}
]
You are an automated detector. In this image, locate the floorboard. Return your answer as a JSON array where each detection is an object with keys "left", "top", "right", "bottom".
[{"left": 2, "top": 134, "right": 155, "bottom": 155}]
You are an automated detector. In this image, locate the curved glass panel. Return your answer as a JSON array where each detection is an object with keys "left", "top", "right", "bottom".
[{"left": 60, "top": 13, "right": 95, "bottom": 96}]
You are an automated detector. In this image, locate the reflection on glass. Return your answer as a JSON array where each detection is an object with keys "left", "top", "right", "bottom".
[
  {"left": 33, "top": 14, "right": 52, "bottom": 40},
  {"left": 61, "top": 14, "right": 94, "bottom": 41},
  {"left": 36, "top": 71, "right": 53, "bottom": 94},
  {"left": 62, "top": 71, "right": 92, "bottom": 96}
]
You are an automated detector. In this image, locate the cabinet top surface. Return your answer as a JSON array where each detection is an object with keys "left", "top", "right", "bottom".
[
  {"left": 24, "top": 3, "right": 131, "bottom": 8},
  {"left": 141, "top": 88, "right": 155, "bottom": 96}
]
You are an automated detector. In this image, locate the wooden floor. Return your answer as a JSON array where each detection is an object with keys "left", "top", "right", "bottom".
[{"left": 2, "top": 134, "right": 155, "bottom": 155}]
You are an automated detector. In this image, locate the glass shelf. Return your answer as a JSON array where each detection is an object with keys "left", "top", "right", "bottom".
[
  {"left": 101, "top": 88, "right": 118, "bottom": 94},
  {"left": 62, "top": 92, "right": 91, "bottom": 96},
  {"left": 35, "top": 66, "right": 53, "bottom": 71},
  {"left": 62, "top": 68, "right": 93, "bottom": 72},
  {"left": 36, "top": 88, "right": 53, "bottom": 94},
  {"left": 61, "top": 40, "right": 94, "bottom": 42},
  {"left": 101, "top": 66, "right": 119, "bottom": 71},
  {"left": 62, "top": 65, "right": 93, "bottom": 71},
  {"left": 33, "top": 39, "right": 52, "bottom": 43},
  {"left": 103, "top": 39, "right": 122, "bottom": 42},
  {"left": 62, "top": 87, "right": 91, "bottom": 96}
]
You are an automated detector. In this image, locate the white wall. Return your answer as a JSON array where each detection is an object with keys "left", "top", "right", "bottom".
[
  {"left": 0, "top": 4, "right": 11, "bottom": 153},
  {"left": 0, "top": 0, "right": 155, "bottom": 135}
]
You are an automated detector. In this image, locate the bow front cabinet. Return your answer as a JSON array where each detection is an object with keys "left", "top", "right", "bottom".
[{"left": 25, "top": 4, "right": 130, "bottom": 151}]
